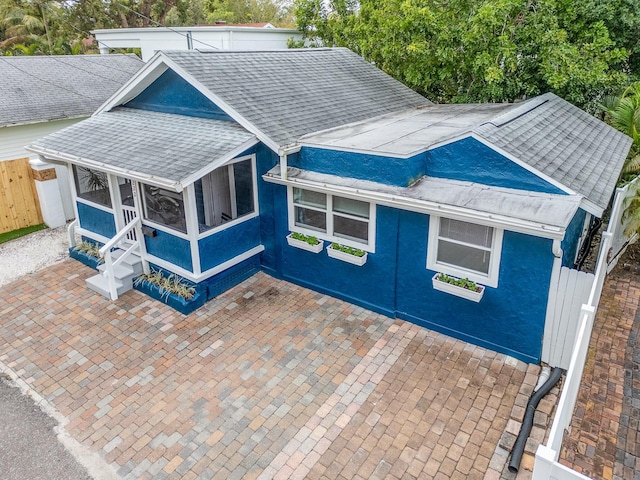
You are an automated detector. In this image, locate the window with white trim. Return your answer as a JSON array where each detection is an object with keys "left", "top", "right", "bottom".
[
  {"left": 73, "top": 166, "right": 111, "bottom": 208},
  {"left": 194, "top": 157, "right": 256, "bottom": 233},
  {"left": 427, "top": 216, "right": 503, "bottom": 287},
  {"left": 289, "top": 187, "right": 375, "bottom": 250}
]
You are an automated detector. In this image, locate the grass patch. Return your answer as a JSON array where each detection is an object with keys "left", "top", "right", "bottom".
[{"left": 0, "top": 224, "right": 47, "bottom": 245}]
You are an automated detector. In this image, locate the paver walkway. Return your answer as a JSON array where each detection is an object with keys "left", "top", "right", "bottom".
[
  {"left": 0, "top": 260, "right": 536, "bottom": 479},
  {"left": 560, "top": 268, "right": 640, "bottom": 479}
]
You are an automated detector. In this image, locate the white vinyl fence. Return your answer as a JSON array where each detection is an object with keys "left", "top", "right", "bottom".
[
  {"left": 533, "top": 180, "right": 633, "bottom": 479},
  {"left": 607, "top": 176, "right": 640, "bottom": 273}
]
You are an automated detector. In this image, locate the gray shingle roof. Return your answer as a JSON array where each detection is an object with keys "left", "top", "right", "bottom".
[
  {"left": 0, "top": 54, "right": 143, "bottom": 128},
  {"left": 162, "top": 49, "right": 431, "bottom": 148},
  {"left": 28, "top": 108, "right": 256, "bottom": 187},
  {"left": 474, "top": 93, "right": 633, "bottom": 214}
]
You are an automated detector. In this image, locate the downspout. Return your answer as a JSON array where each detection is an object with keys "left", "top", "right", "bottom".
[
  {"left": 508, "top": 366, "right": 563, "bottom": 473},
  {"left": 279, "top": 145, "right": 301, "bottom": 182}
]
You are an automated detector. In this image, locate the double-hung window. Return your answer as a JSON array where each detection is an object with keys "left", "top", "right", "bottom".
[
  {"left": 427, "top": 216, "right": 502, "bottom": 287},
  {"left": 289, "top": 187, "right": 375, "bottom": 251}
]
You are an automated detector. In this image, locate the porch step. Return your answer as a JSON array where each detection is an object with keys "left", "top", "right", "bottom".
[
  {"left": 86, "top": 249, "right": 144, "bottom": 300},
  {"left": 86, "top": 273, "right": 128, "bottom": 299}
]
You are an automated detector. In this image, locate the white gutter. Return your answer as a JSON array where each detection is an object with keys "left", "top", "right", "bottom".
[
  {"left": 263, "top": 171, "right": 568, "bottom": 240},
  {"left": 278, "top": 145, "right": 301, "bottom": 181}
]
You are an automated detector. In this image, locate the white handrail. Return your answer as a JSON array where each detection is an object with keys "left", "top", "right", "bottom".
[
  {"left": 100, "top": 217, "right": 142, "bottom": 301},
  {"left": 67, "top": 219, "right": 78, "bottom": 248}
]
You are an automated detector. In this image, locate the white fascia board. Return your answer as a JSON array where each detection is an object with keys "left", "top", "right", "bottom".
[
  {"left": 25, "top": 145, "right": 182, "bottom": 192},
  {"left": 471, "top": 134, "right": 575, "bottom": 196},
  {"left": 579, "top": 197, "right": 603, "bottom": 218},
  {"left": 159, "top": 55, "right": 282, "bottom": 153},
  {"left": 178, "top": 138, "right": 259, "bottom": 187},
  {"left": 264, "top": 173, "right": 568, "bottom": 240},
  {"left": 94, "top": 55, "right": 169, "bottom": 116}
]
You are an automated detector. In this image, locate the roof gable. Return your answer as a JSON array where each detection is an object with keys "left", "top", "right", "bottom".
[
  {"left": 474, "top": 93, "right": 633, "bottom": 215},
  {"left": 0, "top": 54, "right": 143, "bottom": 128},
  {"left": 99, "top": 48, "right": 432, "bottom": 151},
  {"left": 427, "top": 136, "right": 568, "bottom": 195},
  {"left": 124, "top": 69, "right": 233, "bottom": 121}
]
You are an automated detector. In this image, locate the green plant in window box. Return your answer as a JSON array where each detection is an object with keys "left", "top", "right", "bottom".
[
  {"left": 330, "top": 243, "right": 366, "bottom": 257},
  {"left": 290, "top": 232, "right": 320, "bottom": 246},
  {"left": 435, "top": 273, "right": 482, "bottom": 292}
]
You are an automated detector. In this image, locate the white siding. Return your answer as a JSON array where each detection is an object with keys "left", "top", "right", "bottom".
[{"left": 0, "top": 118, "right": 82, "bottom": 220}]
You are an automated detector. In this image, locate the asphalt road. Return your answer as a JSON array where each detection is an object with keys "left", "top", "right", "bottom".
[{"left": 0, "top": 377, "right": 91, "bottom": 480}]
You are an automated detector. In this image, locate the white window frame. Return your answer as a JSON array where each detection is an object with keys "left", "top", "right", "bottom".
[
  {"left": 196, "top": 154, "right": 259, "bottom": 240},
  {"left": 287, "top": 186, "right": 376, "bottom": 253},
  {"left": 427, "top": 215, "right": 503, "bottom": 288}
]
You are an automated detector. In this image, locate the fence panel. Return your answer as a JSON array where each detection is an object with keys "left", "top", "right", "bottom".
[
  {"left": 0, "top": 158, "right": 43, "bottom": 234},
  {"left": 543, "top": 267, "right": 594, "bottom": 369},
  {"left": 607, "top": 177, "right": 640, "bottom": 273}
]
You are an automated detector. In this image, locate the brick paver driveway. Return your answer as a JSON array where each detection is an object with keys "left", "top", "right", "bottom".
[{"left": 0, "top": 260, "right": 534, "bottom": 479}]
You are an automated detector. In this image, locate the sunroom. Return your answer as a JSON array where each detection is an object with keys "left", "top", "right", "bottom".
[{"left": 27, "top": 108, "right": 262, "bottom": 298}]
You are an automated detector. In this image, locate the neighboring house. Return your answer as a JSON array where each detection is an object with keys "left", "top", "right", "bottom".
[
  {"left": 92, "top": 23, "right": 302, "bottom": 61},
  {"left": 0, "top": 54, "right": 143, "bottom": 232},
  {"left": 27, "top": 49, "right": 632, "bottom": 365}
]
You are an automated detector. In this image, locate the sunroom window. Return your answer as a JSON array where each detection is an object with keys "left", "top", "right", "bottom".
[
  {"left": 290, "top": 187, "right": 374, "bottom": 248},
  {"left": 73, "top": 166, "right": 111, "bottom": 208},
  {"left": 142, "top": 184, "right": 186, "bottom": 233},
  {"left": 427, "top": 216, "right": 503, "bottom": 287},
  {"left": 195, "top": 157, "right": 256, "bottom": 233}
]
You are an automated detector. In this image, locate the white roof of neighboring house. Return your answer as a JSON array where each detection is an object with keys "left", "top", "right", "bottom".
[{"left": 0, "top": 54, "right": 143, "bottom": 128}]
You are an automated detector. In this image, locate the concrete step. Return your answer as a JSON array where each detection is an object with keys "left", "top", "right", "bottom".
[{"left": 86, "top": 273, "right": 128, "bottom": 299}]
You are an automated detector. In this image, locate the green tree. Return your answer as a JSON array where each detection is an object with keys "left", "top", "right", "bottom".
[
  {"left": 601, "top": 82, "right": 640, "bottom": 174},
  {"left": 294, "top": 0, "right": 632, "bottom": 109}
]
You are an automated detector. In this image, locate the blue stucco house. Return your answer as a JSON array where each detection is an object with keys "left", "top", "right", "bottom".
[{"left": 27, "top": 48, "right": 632, "bottom": 365}]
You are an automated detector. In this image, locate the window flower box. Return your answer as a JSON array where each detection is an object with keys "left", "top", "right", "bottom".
[
  {"left": 432, "top": 273, "right": 485, "bottom": 302},
  {"left": 286, "top": 232, "right": 324, "bottom": 253},
  {"left": 327, "top": 243, "right": 368, "bottom": 266}
]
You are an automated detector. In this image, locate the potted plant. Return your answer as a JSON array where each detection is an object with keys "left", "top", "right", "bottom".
[
  {"left": 432, "top": 273, "right": 485, "bottom": 302},
  {"left": 286, "top": 232, "right": 324, "bottom": 253},
  {"left": 327, "top": 242, "right": 368, "bottom": 266}
]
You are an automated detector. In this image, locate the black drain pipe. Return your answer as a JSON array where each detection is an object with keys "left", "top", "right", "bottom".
[{"left": 508, "top": 367, "right": 563, "bottom": 473}]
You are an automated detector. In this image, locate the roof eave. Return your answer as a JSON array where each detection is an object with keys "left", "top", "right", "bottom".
[
  {"left": 263, "top": 169, "right": 572, "bottom": 240},
  {"left": 26, "top": 145, "right": 183, "bottom": 192}
]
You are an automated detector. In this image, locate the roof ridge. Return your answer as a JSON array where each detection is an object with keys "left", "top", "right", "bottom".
[{"left": 480, "top": 93, "right": 553, "bottom": 128}]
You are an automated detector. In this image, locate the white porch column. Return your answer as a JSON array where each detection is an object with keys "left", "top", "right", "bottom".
[{"left": 29, "top": 157, "right": 66, "bottom": 228}]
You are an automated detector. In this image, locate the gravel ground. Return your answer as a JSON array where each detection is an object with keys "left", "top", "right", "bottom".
[{"left": 0, "top": 225, "right": 70, "bottom": 287}]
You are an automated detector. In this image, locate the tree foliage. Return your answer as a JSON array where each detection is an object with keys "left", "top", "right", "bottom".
[{"left": 294, "top": 0, "right": 635, "bottom": 109}]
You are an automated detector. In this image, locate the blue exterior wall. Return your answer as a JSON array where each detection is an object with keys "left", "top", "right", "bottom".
[
  {"left": 561, "top": 208, "right": 587, "bottom": 267},
  {"left": 262, "top": 184, "right": 555, "bottom": 363},
  {"left": 144, "top": 228, "right": 193, "bottom": 272},
  {"left": 294, "top": 147, "right": 427, "bottom": 187},
  {"left": 77, "top": 202, "right": 116, "bottom": 239},
  {"left": 125, "top": 69, "right": 234, "bottom": 121},
  {"left": 199, "top": 217, "right": 262, "bottom": 272},
  {"left": 394, "top": 211, "right": 554, "bottom": 364},
  {"left": 427, "top": 137, "right": 567, "bottom": 194}
]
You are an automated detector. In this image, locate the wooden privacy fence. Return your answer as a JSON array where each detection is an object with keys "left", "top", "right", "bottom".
[{"left": 0, "top": 158, "right": 43, "bottom": 234}]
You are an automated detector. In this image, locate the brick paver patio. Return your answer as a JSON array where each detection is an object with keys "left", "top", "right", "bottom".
[
  {"left": 560, "top": 268, "right": 640, "bottom": 480},
  {"left": 0, "top": 260, "right": 539, "bottom": 479}
]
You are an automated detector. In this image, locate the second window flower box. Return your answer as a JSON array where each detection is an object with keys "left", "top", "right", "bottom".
[{"left": 327, "top": 243, "right": 368, "bottom": 266}]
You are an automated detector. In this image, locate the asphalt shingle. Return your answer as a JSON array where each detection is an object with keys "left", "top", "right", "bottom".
[
  {"left": 29, "top": 107, "right": 256, "bottom": 186},
  {"left": 474, "top": 93, "right": 633, "bottom": 213},
  {"left": 163, "top": 48, "right": 432, "bottom": 148},
  {"left": 0, "top": 54, "right": 143, "bottom": 128}
]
